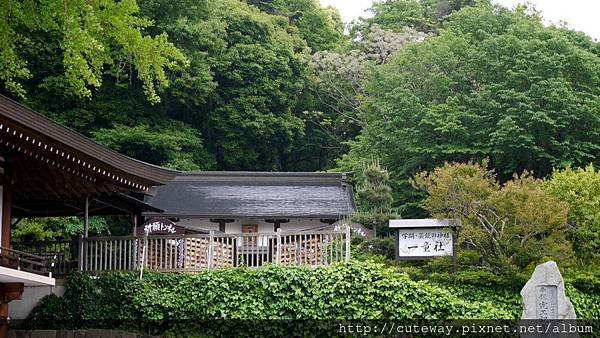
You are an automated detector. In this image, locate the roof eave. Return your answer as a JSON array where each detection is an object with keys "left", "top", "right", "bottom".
[{"left": 0, "top": 95, "right": 179, "bottom": 186}]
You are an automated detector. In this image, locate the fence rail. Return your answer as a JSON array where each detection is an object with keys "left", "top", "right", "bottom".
[
  {"left": 12, "top": 239, "right": 77, "bottom": 278},
  {"left": 79, "top": 228, "right": 351, "bottom": 273},
  {"left": 0, "top": 246, "right": 51, "bottom": 276}
]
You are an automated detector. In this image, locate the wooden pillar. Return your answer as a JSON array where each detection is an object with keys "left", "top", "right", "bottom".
[
  {"left": 132, "top": 214, "right": 138, "bottom": 236},
  {"left": 1, "top": 186, "right": 11, "bottom": 250},
  {"left": 452, "top": 226, "right": 459, "bottom": 273},
  {"left": 395, "top": 230, "right": 400, "bottom": 267},
  {"left": 0, "top": 184, "right": 12, "bottom": 337},
  {"left": 83, "top": 196, "right": 89, "bottom": 238}
]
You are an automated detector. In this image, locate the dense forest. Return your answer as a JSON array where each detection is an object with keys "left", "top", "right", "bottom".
[{"left": 2, "top": 0, "right": 599, "bottom": 220}]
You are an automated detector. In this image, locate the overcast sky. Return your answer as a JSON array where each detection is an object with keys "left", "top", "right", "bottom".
[{"left": 319, "top": 0, "right": 600, "bottom": 40}]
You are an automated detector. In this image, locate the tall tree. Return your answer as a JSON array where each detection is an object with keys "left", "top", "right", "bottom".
[
  {"left": 246, "top": 0, "right": 345, "bottom": 52},
  {"left": 339, "top": 5, "right": 600, "bottom": 216},
  {"left": 544, "top": 165, "right": 600, "bottom": 267},
  {"left": 353, "top": 159, "right": 395, "bottom": 237},
  {"left": 0, "top": 0, "right": 187, "bottom": 103},
  {"left": 413, "top": 161, "right": 572, "bottom": 273},
  {"left": 298, "top": 25, "right": 426, "bottom": 171},
  {"left": 139, "top": 0, "right": 312, "bottom": 170},
  {"left": 349, "top": 0, "right": 488, "bottom": 37}
]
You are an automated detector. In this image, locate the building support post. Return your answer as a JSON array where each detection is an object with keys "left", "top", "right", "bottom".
[
  {"left": 139, "top": 234, "right": 148, "bottom": 280},
  {"left": 0, "top": 180, "right": 19, "bottom": 337},
  {"left": 395, "top": 230, "right": 400, "bottom": 267},
  {"left": 209, "top": 219, "right": 235, "bottom": 233},
  {"left": 132, "top": 214, "right": 138, "bottom": 236},
  {"left": 83, "top": 195, "right": 89, "bottom": 238},
  {"left": 78, "top": 235, "right": 84, "bottom": 271}
]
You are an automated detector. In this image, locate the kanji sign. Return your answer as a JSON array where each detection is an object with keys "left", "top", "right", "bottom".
[
  {"left": 389, "top": 219, "right": 459, "bottom": 270},
  {"left": 396, "top": 227, "right": 453, "bottom": 257}
]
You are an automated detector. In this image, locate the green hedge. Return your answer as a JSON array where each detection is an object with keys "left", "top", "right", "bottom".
[
  {"left": 402, "top": 268, "right": 600, "bottom": 320},
  {"left": 25, "top": 260, "right": 600, "bottom": 334}
]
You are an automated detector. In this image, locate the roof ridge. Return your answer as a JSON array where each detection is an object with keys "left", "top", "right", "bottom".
[{"left": 179, "top": 171, "right": 348, "bottom": 177}]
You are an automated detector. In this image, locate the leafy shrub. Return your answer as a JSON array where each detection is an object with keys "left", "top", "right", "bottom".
[
  {"left": 544, "top": 165, "right": 600, "bottom": 266},
  {"left": 26, "top": 261, "right": 600, "bottom": 336},
  {"left": 412, "top": 161, "right": 573, "bottom": 273},
  {"left": 27, "top": 261, "right": 511, "bottom": 332},
  {"left": 404, "top": 269, "right": 600, "bottom": 320},
  {"left": 351, "top": 236, "right": 396, "bottom": 261}
]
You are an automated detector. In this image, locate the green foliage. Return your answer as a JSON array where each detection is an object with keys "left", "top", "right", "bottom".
[
  {"left": 351, "top": 236, "right": 397, "bottom": 262},
  {"left": 353, "top": 159, "right": 397, "bottom": 237},
  {"left": 341, "top": 5, "right": 600, "bottom": 216},
  {"left": 12, "top": 217, "right": 108, "bottom": 242},
  {"left": 350, "top": 0, "right": 489, "bottom": 37},
  {"left": 412, "top": 161, "right": 573, "bottom": 273},
  {"left": 544, "top": 165, "right": 600, "bottom": 266},
  {"left": 405, "top": 268, "right": 600, "bottom": 320},
  {"left": 0, "top": 0, "right": 187, "bottom": 103},
  {"left": 248, "top": 0, "right": 346, "bottom": 52},
  {"left": 138, "top": 0, "right": 313, "bottom": 170},
  {"left": 307, "top": 26, "right": 427, "bottom": 171},
  {"left": 92, "top": 122, "right": 215, "bottom": 170},
  {"left": 26, "top": 262, "right": 600, "bottom": 334},
  {"left": 4, "top": 0, "right": 338, "bottom": 173},
  {"left": 28, "top": 261, "right": 522, "bottom": 333}
]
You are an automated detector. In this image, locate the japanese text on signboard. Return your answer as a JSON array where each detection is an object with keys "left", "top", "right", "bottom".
[{"left": 397, "top": 228, "right": 453, "bottom": 257}]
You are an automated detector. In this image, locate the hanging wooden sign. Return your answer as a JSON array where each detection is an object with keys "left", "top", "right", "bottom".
[{"left": 136, "top": 218, "right": 185, "bottom": 236}]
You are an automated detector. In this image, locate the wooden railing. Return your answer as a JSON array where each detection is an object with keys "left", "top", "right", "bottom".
[
  {"left": 12, "top": 239, "right": 77, "bottom": 278},
  {"left": 79, "top": 228, "right": 351, "bottom": 273},
  {"left": 0, "top": 246, "right": 51, "bottom": 276}
]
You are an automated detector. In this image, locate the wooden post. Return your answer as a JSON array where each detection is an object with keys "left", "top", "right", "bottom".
[
  {"left": 276, "top": 228, "right": 281, "bottom": 265},
  {"left": 206, "top": 230, "right": 215, "bottom": 270},
  {"left": 83, "top": 196, "right": 89, "bottom": 238},
  {"left": 132, "top": 214, "right": 137, "bottom": 236},
  {"left": 78, "top": 235, "right": 84, "bottom": 271},
  {"left": 139, "top": 234, "right": 147, "bottom": 279},
  {"left": 207, "top": 230, "right": 214, "bottom": 270},
  {"left": 395, "top": 230, "right": 400, "bottom": 267},
  {"left": 0, "top": 180, "right": 12, "bottom": 337},
  {"left": 1, "top": 186, "right": 11, "bottom": 250},
  {"left": 344, "top": 225, "right": 351, "bottom": 261},
  {"left": 452, "top": 227, "right": 458, "bottom": 273}
]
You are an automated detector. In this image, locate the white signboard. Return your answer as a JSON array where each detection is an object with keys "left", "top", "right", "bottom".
[{"left": 397, "top": 227, "right": 453, "bottom": 257}]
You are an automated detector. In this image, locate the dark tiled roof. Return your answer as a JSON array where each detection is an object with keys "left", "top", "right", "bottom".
[{"left": 144, "top": 172, "right": 356, "bottom": 219}]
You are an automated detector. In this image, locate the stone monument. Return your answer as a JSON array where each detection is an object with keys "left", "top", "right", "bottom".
[{"left": 521, "top": 261, "right": 576, "bottom": 320}]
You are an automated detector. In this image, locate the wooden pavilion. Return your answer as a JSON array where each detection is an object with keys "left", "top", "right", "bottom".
[{"left": 0, "top": 95, "right": 177, "bottom": 334}]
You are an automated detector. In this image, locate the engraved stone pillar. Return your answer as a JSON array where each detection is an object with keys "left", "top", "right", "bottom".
[{"left": 520, "top": 261, "right": 576, "bottom": 320}]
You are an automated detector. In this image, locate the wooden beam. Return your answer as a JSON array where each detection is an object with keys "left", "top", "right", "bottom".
[
  {"left": 92, "top": 197, "right": 133, "bottom": 215},
  {"left": 210, "top": 218, "right": 235, "bottom": 233}
]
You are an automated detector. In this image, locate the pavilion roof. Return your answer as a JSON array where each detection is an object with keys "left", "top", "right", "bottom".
[{"left": 0, "top": 95, "right": 178, "bottom": 217}]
